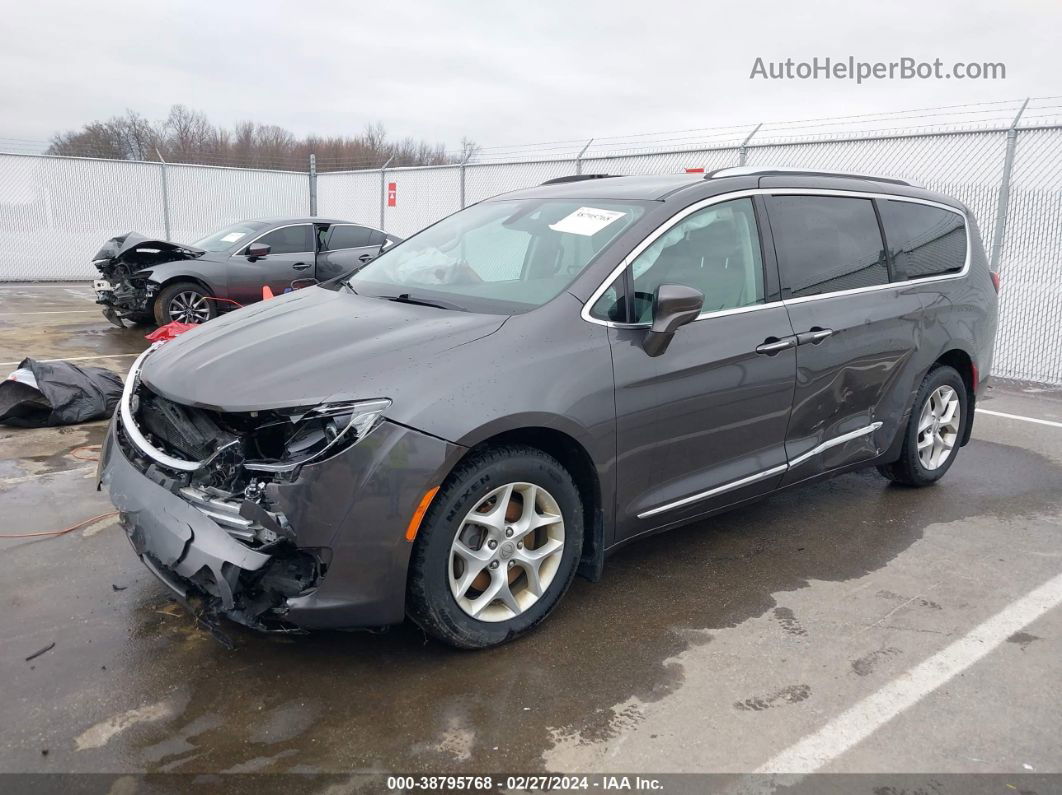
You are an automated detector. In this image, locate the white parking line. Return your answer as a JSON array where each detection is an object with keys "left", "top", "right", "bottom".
[
  {"left": 0, "top": 353, "right": 139, "bottom": 368},
  {"left": 977, "top": 408, "right": 1062, "bottom": 429},
  {"left": 0, "top": 310, "right": 100, "bottom": 316},
  {"left": 755, "top": 569, "right": 1062, "bottom": 774}
]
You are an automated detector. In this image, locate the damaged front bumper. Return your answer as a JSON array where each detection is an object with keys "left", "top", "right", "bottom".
[
  {"left": 92, "top": 231, "right": 201, "bottom": 326},
  {"left": 103, "top": 433, "right": 276, "bottom": 622},
  {"left": 94, "top": 276, "right": 159, "bottom": 327},
  {"left": 98, "top": 349, "right": 465, "bottom": 633}
]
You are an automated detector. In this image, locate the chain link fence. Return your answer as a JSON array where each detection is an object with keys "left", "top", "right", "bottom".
[
  {"left": 1, "top": 105, "right": 1060, "bottom": 383},
  {"left": 0, "top": 153, "right": 308, "bottom": 282}
]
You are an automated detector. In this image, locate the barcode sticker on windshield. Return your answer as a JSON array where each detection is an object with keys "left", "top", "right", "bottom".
[
  {"left": 549, "top": 207, "right": 626, "bottom": 236},
  {"left": 221, "top": 232, "right": 247, "bottom": 243}
]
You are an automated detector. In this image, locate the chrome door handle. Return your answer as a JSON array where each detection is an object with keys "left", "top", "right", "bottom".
[
  {"left": 292, "top": 262, "right": 311, "bottom": 271},
  {"left": 755, "top": 337, "right": 796, "bottom": 355},
  {"left": 358, "top": 253, "right": 374, "bottom": 263},
  {"left": 796, "top": 328, "right": 833, "bottom": 345}
]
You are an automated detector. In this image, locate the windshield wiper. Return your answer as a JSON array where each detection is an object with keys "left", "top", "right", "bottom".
[{"left": 380, "top": 293, "right": 465, "bottom": 311}]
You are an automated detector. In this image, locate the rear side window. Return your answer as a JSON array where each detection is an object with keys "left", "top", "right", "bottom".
[
  {"left": 767, "top": 196, "right": 888, "bottom": 298},
  {"left": 878, "top": 200, "right": 966, "bottom": 280},
  {"left": 326, "top": 224, "right": 373, "bottom": 250}
]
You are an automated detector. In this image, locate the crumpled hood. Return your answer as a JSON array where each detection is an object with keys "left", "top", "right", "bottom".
[
  {"left": 139, "top": 286, "right": 506, "bottom": 412},
  {"left": 94, "top": 232, "right": 204, "bottom": 263}
]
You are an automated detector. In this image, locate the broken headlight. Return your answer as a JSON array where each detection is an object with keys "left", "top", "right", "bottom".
[{"left": 245, "top": 398, "right": 391, "bottom": 474}]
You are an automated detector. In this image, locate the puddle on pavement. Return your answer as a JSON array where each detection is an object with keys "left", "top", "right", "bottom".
[{"left": 0, "top": 424, "right": 107, "bottom": 483}]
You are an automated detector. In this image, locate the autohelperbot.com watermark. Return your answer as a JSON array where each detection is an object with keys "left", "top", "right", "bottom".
[{"left": 750, "top": 56, "right": 1006, "bottom": 83}]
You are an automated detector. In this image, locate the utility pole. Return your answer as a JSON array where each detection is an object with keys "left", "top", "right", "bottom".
[
  {"left": 990, "top": 98, "right": 1029, "bottom": 271},
  {"left": 155, "top": 147, "right": 171, "bottom": 240},
  {"left": 738, "top": 123, "right": 762, "bottom": 166},
  {"left": 575, "top": 138, "right": 593, "bottom": 175},
  {"left": 459, "top": 149, "right": 473, "bottom": 208},
  {"left": 308, "top": 153, "right": 318, "bottom": 216}
]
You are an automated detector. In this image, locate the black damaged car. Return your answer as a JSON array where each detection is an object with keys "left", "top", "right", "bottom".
[{"left": 92, "top": 218, "right": 401, "bottom": 327}]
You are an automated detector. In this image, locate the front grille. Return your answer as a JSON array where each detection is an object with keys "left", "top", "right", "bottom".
[{"left": 178, "top": 486, "right": 260, "bottom": 542}]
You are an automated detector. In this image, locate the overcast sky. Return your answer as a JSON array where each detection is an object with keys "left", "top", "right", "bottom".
[{"left": 2, "top": 0, "right": 1057, "bottom": 152}]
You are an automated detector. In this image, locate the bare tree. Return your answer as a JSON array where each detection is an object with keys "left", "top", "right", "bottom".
[
  {"left": 45, "top": 105, "right": 464, "bottom": 171},
  {"left": 459, "top": 136, "right": 481, "bottom": 162}
]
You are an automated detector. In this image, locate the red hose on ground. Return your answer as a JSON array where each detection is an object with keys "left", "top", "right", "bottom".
[{"left": 0, "top": 511, "right": 118, "bottom": 539}]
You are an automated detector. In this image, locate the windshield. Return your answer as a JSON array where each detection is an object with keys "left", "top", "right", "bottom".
[
  {"left": 348, "top": 199, "right": 645, "bottom": 313},
  {"left": 193, "top": 221, "right": 270, "bottom": 252}
]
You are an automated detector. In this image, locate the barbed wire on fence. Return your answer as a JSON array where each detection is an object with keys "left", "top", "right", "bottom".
[{"left": 5, "top": 96, "right": 1062, "bottom": 171}]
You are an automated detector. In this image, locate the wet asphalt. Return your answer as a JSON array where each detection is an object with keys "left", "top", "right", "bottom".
[{"left": 1, "top": 283, "right": 1060, "bottom": 778}]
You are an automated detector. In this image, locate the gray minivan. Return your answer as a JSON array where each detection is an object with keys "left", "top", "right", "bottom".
[{"left": 99, "top": 168, "right": 999, "bottom": 648}]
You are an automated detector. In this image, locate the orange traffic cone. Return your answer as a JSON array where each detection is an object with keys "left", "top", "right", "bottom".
[{"left": 262, "top": 285, "right": 275, "bottom": 300}]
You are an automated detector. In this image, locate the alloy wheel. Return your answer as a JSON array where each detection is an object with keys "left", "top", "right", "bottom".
[
  {"left": 917, "top": 385, "right": 961, "bottom": 470},
  {"left": 168, "top": 291, "right": 211, "bottom": 324},
  {"left": 448, "top": 482, "right": 565, "bottom": 622}
]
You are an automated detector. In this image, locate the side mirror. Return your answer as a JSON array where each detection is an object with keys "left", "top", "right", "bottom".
[
  {"left": 642, "top": 283, "right": 704, "bottom": 357},
  {"left": 246, "top": 242, "right": 271, "bottom": 260}
]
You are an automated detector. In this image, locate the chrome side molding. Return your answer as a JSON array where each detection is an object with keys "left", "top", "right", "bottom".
[
  {"left": 787, "top": 422, "right": 883, "bottom": 468},
  {"left": 636, "top": 422, "right": 883, "bottom": 520},
  {"left": 637, "top": 464, "right": 788, "bottom": 519}
]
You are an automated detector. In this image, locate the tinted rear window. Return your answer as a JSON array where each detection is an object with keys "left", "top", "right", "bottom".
[
  {"left": 878, "top": 200, "right": 966, "bottom": 280},
  {"left": 768, "top": 196, "right": 888, "bottom": 298}
]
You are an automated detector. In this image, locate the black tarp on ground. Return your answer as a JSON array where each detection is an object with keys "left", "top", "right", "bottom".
[{"left": 0, "top": 358, "right": 123, "bottom": 427}]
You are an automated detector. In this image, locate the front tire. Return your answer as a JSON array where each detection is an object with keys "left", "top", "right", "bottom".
[
  {"left": 407, "top": 445, "right": 583, "bottom": 649},
  {"left": 878, "top": 364, "right": 968, "bottom": 486},
  {"left": 153, "top": 281, "right": 217, "bottom": 325}
]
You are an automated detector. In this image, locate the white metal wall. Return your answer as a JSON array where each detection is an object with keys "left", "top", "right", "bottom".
[
  {"left": 382, "top": 165, "right": 462, "bottom": 238},
  {"left": 316, "top": 169, "right": 381, "bottom": 230},
  {"left": 582, "top": 148, "right": 740, "bottom": 176},
  {"left": 165, "top": 164, "right": 308, "bottom": 244},
  {"left": 992, "top": 129, "right": 1062, "bottom": 384},
  {"left": 0, "top": 153, "right": 166, "bottom": 280},
  {"left": 0, "top": 155, "right": 306, "bottom": 281}
]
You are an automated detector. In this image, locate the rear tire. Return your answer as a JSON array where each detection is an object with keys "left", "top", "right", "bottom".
[
  {"left": 407, "top": 445, "right": 583, "bottom": 649},
  {"left": 878, "top": 365, "right": 968, "bottom": 487},
  {"left": 153, "top": 281, "right": 217, "bottom": 325}
]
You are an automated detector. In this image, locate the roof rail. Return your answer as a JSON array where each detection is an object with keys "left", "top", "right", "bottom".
[
  {"left": 540, "top": 174, "right": 616, "bottom": 185},
  {"left": 707, "top": 166, "right": 918, "bottom": 187}
]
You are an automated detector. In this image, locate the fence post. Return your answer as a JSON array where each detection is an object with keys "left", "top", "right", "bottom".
[
  {"left": 990, "top": 98, "right": 1030, "bottom": 271},
  {"left": 155, "top": 148, "right": 171, "bottom": 240},
  {"left": 379, "top": 155, "right": 394, "bottom": 229},
  {"left": 575, "top": 138, "right": 594, "bottom": 175},
  {"left": 738, "top": 123, "right": 762, "bottom": 166},
  {"left": 459, "top": 150, "right": 472, "bottom": 208},
  {"left": 308, "top": 153, "right": 317, "bottom": 216}
]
